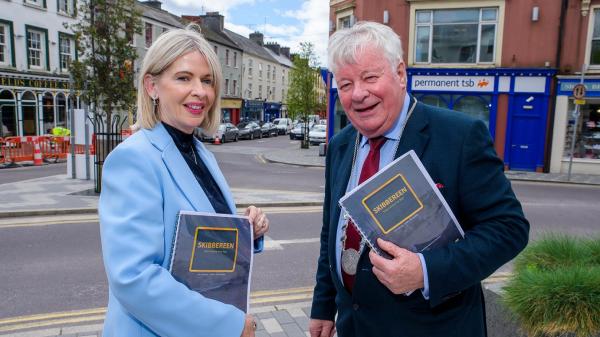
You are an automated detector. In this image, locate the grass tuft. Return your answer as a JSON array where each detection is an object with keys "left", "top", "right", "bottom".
[{"left": 503, "top": 235, "right": 600, "bottom": 337}]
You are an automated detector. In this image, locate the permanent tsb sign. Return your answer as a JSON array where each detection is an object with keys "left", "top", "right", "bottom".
[{"left": 411, "top": 75, "right": 495, "bottom": 93}]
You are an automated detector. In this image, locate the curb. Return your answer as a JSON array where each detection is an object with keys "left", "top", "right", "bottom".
[
  {"left": 505, "top": 176, "right": 600, "bottom": 186},
  {"left": 259, "top": 153, "right": 325, "bottom": 168},
  {"left": 0, "top": 201, "right": 324, "bottom": 219}
]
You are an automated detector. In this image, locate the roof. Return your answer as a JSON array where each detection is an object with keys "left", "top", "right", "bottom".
[
  {"left": 137, "top": 2, "right": 184, "bottom": 28},
  {"left": 198, "top": 26, "right": 241, "bottom": 51},
  {"left": 224, "top": 29, "right": 278, "bottom": 62},
  {"left": 264, "top": 48, "right": 293, "bottom": 68}
]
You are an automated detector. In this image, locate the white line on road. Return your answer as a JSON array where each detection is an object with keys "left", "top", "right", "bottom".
[{"left": 264, "top": 236, "right": 320, "bottom": 250}]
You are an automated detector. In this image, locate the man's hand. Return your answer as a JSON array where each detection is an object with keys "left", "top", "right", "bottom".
[
  {"left": 240, "top": 314, "right": 256, "bottom": 337},
  {"left": 369, "top": 238, "right": 424, "bottom": 294},
  {"left": 309, "top": 319, "right": 336, "bottom": 337}
]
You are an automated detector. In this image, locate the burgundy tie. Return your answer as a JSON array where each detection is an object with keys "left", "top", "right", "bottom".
[{"left": 342, "top": 136, "right": 387, "bottom": 292}]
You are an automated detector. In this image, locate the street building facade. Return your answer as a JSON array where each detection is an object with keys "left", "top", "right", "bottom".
[
  {"left": 0, "top": 0, "right": 78, "bottom": 137},
  {"left": 328, "top": 0, "right": 600, "bottom": 174}
]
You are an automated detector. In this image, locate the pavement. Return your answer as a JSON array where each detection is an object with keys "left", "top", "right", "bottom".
[{"left": 1, "top": 143, "right": 599, "bottom": 336}]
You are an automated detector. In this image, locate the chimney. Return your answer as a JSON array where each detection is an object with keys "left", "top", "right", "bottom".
[
  {"left": 280, "top": 47, "right": 290, "bottom": 59},
  {"left": 182, "top": 15, "right": 201, "bottom": 24},
  {"left": 143, "top": 0, "right": 162, "bottom": 9},
  {"left": 249, "top": 32, "right": 264, "bottom": 46},
  {"left": 201, "top": 12, "right": 224, "bottom": 31},
  {"left": 265, "top": 42, "right": 281, "bottom": 55}
]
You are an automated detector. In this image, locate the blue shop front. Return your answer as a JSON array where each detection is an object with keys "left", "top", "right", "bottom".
[
  {"left": 263, "top": 102, "right": 281, "bottom": 122},
  {"left": 326, "top": 68, "right": 555, "bottom": 171},
  {"left": 242, "top": 99, "right": 264, "bottom": 122}
]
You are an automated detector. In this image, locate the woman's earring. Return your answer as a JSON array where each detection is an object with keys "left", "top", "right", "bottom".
[{"left": 152, "top": 96, "right": 159, "bottom": 115}]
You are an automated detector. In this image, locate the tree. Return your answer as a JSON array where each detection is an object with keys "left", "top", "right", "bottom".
[
  {"left": 68, "top": 0, "right": 142, "bottom": 129},
  {"left": 287, "top": 42, "right": 321, "bottom": 149}
]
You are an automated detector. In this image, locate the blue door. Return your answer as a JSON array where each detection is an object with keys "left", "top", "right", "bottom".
[{"left": 507, "top": 95, "right": 547, "bottom": 171}]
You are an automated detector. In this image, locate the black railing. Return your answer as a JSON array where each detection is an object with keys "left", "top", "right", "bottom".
[{"left": 90, "top": 114, "right": 126, "bottom": 193}]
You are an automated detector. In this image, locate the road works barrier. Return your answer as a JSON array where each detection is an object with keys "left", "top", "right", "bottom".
[{"left": 0, "top": 135, "right": 93, "bottom": 166}]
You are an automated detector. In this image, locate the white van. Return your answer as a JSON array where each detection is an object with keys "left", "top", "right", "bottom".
[{"left": 273, "top": 118, "right": 293, "bottom": 135}]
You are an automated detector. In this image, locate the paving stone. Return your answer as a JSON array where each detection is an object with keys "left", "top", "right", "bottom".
[
  {"left": 272, "top": 310, "right": 294, "bottom": 324},
  {"left": 268, "top": 332, "right": 287, "bottom": 337},
  {"left": 257, "top": 311, "right": 275, "bottom": 319},
  {"left": 301, "top": 307, "right": 311, "bottom": 318},
  {"left": 255, "top": 331, "right": 271, "bottom": 337},
  {"left": 293, "top": 316, "right": 309, "bottom": 330},
  {"left": 261, "top": 318, "right": 283, "bottom": 334},
  {"left": 281, "top": 323, "right": 305, "bottom": 337},
  {"left": 286, "top": 307, "right": 307, "bottom": 318}
]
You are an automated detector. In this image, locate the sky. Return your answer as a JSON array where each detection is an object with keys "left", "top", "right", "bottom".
[{"left": 160, "top": 0, "right": 330, "bottom": 66}]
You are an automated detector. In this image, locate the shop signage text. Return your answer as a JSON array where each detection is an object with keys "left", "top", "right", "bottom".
[
  {"left": 0, "top": 75, "right": 69, "bottom": 90},
  {"left": 411, "top": 75, "right": 494, "bottom": 92}
]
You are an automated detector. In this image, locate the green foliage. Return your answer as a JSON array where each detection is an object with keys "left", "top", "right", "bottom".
[
  {"left": 503, "top": 234, "right": 600, "bottom": 337},
  {"left": 67, "top": 0, "right": 142, "bottom": 120},
  {"left": 287, "top": 42, "right": 320, "bottom": 123}
]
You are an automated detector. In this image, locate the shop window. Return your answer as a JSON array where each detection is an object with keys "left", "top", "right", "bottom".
[
  {"left": 56, "top": 93, "right": 67, "bottom": 127},
  {"left": 0, "top": 22, "right": 13, "bottom": 67},
  {"left": 453, "top": 95, "right": 491, "bottom": 127},
  {"left": 418, "top": 94, "right": 450, "bottom": 108},
  {"left": 59, "top": 33, "right": 75, "bottom": 72},
  {"left": 27, "top": 27, "right": 48, "bottom": 70},
  {"left": 42, "top": 92, "right": 54, "bottom": 134},
  {"left": 415, "top": 8, "right": 497, "bottom": 64},
  {"left": 21, "top": 91, "right": 37, "bottom": 136},
  {"left": 0, "top": 90, "right": 16, "bottom": 137},
  {"left": 564, "top": 100, "right": 600, "bottom": 159}
]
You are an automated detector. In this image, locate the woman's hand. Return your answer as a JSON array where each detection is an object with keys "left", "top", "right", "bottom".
[
  {"left": 240, "top": 314, "right": 256, "bottom": 337},
  {"left": 245, "top": 206, "right": 269, "bottom": 238}
]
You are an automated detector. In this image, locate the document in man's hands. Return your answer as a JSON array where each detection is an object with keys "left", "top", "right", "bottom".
[
  {"left": 339, "top": 150, "right": 464, "bottom": 259},
  {"left": 169, "top": 211, "right": 253, "bottom": 313}
]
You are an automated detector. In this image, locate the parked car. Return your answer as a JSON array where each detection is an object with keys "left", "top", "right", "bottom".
[
  {"left": 309, "top": 124, "right": 327, "bottom": 145},
  {"left": 194, "top": 123, "right": 239, "bottom": 143},
  {"left": 290, "top": 122, "right": 312, "bottom": 140},
  {"left": 260, "top": 122, "right": 279, "bottom": 137},
  {"left": 272, "top": 118, "right": 293, "bottom": 135},
  {"left": 237, "top": 121, "right": 262, "bottom": 140}
]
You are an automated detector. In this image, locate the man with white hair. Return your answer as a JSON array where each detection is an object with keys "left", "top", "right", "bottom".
[{"left": 309, "top": 21, "right": 529, "bottom": 337}]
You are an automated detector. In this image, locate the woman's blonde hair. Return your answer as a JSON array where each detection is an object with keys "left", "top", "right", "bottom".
[{"left": 133, "top": 24, "right": 222, "bottom": 134}]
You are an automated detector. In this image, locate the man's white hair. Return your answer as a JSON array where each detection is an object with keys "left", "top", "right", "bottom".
[{"left": 328, "top": 21, "right": 404, "bottom": 74}]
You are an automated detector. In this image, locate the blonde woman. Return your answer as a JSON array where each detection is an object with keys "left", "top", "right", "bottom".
[{"left": 99, "top": 25, "right": 268, "bottom": 337}]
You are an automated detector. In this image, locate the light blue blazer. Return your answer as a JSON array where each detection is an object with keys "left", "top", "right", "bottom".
[{"left": 99, "top": 123, "right": 258, "bottom": 337}]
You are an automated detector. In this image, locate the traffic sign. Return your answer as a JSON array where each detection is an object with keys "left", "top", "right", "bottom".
[{"left": 573, "top": 83, "right": 586, "bottom": 99}]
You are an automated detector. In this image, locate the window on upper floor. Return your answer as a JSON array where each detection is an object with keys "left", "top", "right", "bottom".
[
  {"left": 588, "top": 8, "right": 600, "bottom": 67},
  {"left": 338, "top": 15, "right": 353, "bottom": 30},
  {"left": 273, "top": 66, "right": 276, "bottom": 81},
  {"left": 248, "top": 59, "right": 253, "bottom": 76},
  {"left": 57, "top": 0, "right": 74, "bottom": 16},
  {"left": 232, "top": 80, "right": 237, "bottom": 96},
  {"left": 267, "top": 86, "right": 270, "bottom": 99},
  {"left": 59, "top": 34, "right": 75, "bottom": 72},
  {"left": 259, "top": 63, "right": 263, "bottom": 78},
  {"left": 267, "top": 64, "right": 271, "bottom": 81},
  {"left": 247, "top": 83, "right": 252, "bottom": 98},
  {"left": 25, "top": 0, "right": 45, "bottom": 8},
  {"left": 258, "top": 84, "right": 262, "bottom": 99},
  {"left": 224, "top": 78, "right": 229, "bottom": 95},
  {"left": 27, "top": 28, "right": 47, "bottom": 70},
  {"left": 145, "top": 22, "right": 153, "bottom": 48},
  {"left": 233, "top": 51, "right": 238, "bottom": 68},
  {"left": 0, "top": 22, "right": 12, "bottom": 67},
  {"left": 415, "top": 7, "right": 498, "bottom": 64},
  {"left": 225, "top": 49, "right": 230, "bottom": 66}
]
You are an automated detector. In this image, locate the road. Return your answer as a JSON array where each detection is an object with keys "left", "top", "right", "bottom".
[{"left": 0, "top": 135, "right": 599, "bottom": 325}]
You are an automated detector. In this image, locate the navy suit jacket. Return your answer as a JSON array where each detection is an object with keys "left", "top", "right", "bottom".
[{"left": 310, "top": 99, "right": 529, "bottom": 337}]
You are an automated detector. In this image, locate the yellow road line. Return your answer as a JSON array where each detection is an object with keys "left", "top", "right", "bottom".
[
  {"left": 0, "top": 287, "right": 315, "bottom": 331},
  {"left": 0, "top": 314, "right": 105, "bottom": 333}
]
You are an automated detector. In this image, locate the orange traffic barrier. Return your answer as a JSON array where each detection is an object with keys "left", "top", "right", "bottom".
[
  {"left": 0, "top": 137, "right": 4, "bottom": 165},
  {"left": 2, "top": 137, "right": 35, "bottom": 164},
  {"left": 214, "top": 136, "right": 221, "bottom": 145},
  {"left": 33, "top": 142, "right": 43, "bottom": 166}
]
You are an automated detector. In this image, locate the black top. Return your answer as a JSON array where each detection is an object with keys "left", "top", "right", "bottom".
[{"left": 162, "top": 123, "right": 232, "bottom": 215}]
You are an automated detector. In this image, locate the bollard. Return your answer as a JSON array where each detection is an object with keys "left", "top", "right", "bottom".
[{"left": 319, "top": 143, "right": 327, "bottom": 157}]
